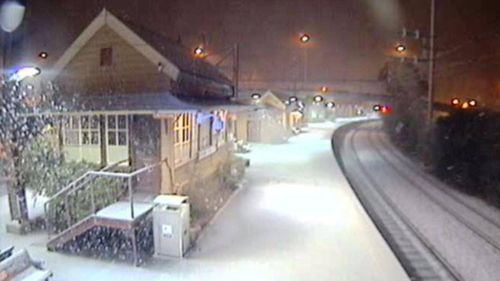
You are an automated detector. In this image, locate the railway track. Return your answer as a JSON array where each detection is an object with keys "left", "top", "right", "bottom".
[
  {"left": 334, "top": 122, "right": 462, "bottom": 281},
  {"left": 368, "top": 128, "right": 500, "bottom": 254}
]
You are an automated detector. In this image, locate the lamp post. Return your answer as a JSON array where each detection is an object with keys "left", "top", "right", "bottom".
[
  {"left": 299, "top": 34, "right": 310, "bottom": 83},
  {"left": 193, "top": 43, "right": 240, "bottom": 98}
]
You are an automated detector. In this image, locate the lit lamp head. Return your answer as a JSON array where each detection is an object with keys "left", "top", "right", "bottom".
[
  {"left": 251, "top": 93, "right": 262, "bottom": 100},
  {"left": 289, "top": 96, "right": 298, "bottom": 103},
  {"left": 320, "top": 86, "right": 328, "bottom": 93},
  {"left": 468, "top": 99, "right": 477, "bottom": 107},
  {"left": 451, "top": 98, "right": 460, "bottom": 106},
  {"left": 193, "top": 46, "right": 205, "bottom": 58},
  {"left": 9, "top": 66, "right": 41, "bottom": 82},
  {"left": 299, "top": 33, "right": 310, "bottom": 44},
  {"left": 461, "top": 102, "right": 469, "bottom": 109},
  {"left": 325, "top": 101, "right": 335, "bottom": 109},
  {"left": 395, "top": 44, "right": 407, "bottom": 53},
  {"left": 313, "top": 95, "right": 324, "bottom": 103},
  {"left": 373, "top": 104, "right": 382, "bottom": 112},
  {"left": 38, "top": 51, "right": 48, "bottom": 59}
]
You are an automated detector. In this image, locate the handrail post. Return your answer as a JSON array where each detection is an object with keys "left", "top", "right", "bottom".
[
  {"left": 91, "top": 182, "right": 96, "bottom": 214},
  {"left": 64, "top": 195, "right": 71, "bottom": 229},
  {"left": 128, "top": 176, "right": 134, "bottom": 219}
]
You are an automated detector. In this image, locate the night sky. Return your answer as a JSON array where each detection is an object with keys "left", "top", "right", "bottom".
[{"left": 11, "top": 0, "right": 500, "bottom": 103}]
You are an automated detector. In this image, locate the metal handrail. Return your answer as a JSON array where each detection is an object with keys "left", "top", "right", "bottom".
[
  {"left": 45, "top": 159, "right": 166, "bottom": 236},
  {"left": 43, "top": 159, "right": 128, "bottom": 234},
  {"left": 45, "top": 159, "right": 128, "bottom": 203}
]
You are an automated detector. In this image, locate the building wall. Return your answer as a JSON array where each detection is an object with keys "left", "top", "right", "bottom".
[
  {"left": 130, "top": 115, "right": 161, "bottom": 194},
  {"left": 55, "top": 26, "right": 172, "bottom": 95},
  {"left": 235, "top": 115, "right": 249, "bottom": 143}
]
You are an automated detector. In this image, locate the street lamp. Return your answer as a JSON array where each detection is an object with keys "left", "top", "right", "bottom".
[
  {"left": 38, "top": 51, "right": 48, "bottom": 59},
  {"left": 299, "top": 34, "right": 310, "bottom": 44},
  {"left": 289, "top": 96, "right": 298, "bottom": 103},
  {"left": 320, "top": 86, "right": 328, "bottom": 93},
  {"left": 373, "top": 104, "right": 382, "bottom": 112},
  {"left": 325, "top": 101, "right": 335, "bottom": 109},
  {"left": 251, "top": 93, "right": 261, "bottom": 100},
  {"left": 299, "top": 33, "right": 311, "bottom": 83},
  {"left": 395, "top": 44, "right": 407, "bottom": 53},
  {"left": 451, "top": 98, "right": 460, "bottom": 106},
  {"left": 468, "top": 99, "right": 477, "bottom": 107},
  {"left": 9, "top": 66, "right": 41, "bottom": 82},
  {"left": 193, "top": 46, "right": 206, "bottom": 58},
  {"left": 313, "top": 95, "right": 324, "bottom": 103}
]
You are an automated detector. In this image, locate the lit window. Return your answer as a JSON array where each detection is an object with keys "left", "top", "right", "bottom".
[
  {"left": 174, "top": 113, "right": 193, "bottom": 165},
  {"left": 100, "top": 47, "right": 113, "bottom": 66}
]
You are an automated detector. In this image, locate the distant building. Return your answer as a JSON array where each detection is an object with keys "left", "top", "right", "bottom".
[{"left": 236, "top": 90, "right": 303, "bottom": 144}]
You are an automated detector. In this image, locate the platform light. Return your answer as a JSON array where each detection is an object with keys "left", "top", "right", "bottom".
[
  {"left": 313, "top": 95, "right": 324, "bottom": 103},
  {"left": 468, "top": 99, "right": 477, "bottom": 107},
  {"left": 9, "top": 66, "right": 41, "bottom": 82},
  {"left": 194, "top": 46, "right": 205, "bottom": 58},
  {"left": 38, "top": 51, "right": 48, "bottom": 59},
  {"left": 251, "top": 93, "right": 261, "bottom": 100},
  {"left": 451, "top": 98, "right": 460, "bottom": 106},
  {"left": 299, "top": 34, "right": 310, "bottom": 44},
  {"left": 395, "top": 44, "right": 407, "bottom": 53}
]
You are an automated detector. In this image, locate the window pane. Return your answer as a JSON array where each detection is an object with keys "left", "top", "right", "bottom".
[
  {"left": 82, "top": 131, "right": 90, "bottom": 145},
  {"left": 81, "top": 116, "right": 89, "bottom": 129},
  {"left": 108, "top": 131, "right": 116, "bottom": 145},
  {"left": 118, "top": 115, "right": 127, "bottom": 129},
  {"left": 118, "top": 131, "right": 127, "bottom": 146},
  {"left": 65, "top": 131, "right": 79, "bottom": 145},
  {"left": 91, "top": 131, "right": 99, "bottom": 145},
  {"left": 91, "top": 116, "right": 99, "bottom": 129},
  {"left": 107, "top": 115, "right": 116, "bottom": 129},
  {"left": 71, "top": 116, "right": 79, "bottom": 129},
  {"left": 63, "top": 118, "right": 70, "bottom": 129}
]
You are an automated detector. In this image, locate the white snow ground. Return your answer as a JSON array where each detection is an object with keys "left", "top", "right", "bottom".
[{"left": 0, "top": 120, "right": 409, "bottom": 281}]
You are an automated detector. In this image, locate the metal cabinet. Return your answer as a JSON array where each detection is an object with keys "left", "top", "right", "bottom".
[{"left": 153, "top": 195, "right": 190, "bottom": 258}]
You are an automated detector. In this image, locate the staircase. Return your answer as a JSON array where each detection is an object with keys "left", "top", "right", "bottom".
[{"left": 44, "top": 160, "right": 165, "bottom": 265}]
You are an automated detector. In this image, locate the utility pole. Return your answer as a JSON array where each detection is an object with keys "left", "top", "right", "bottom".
[
  {"left": 233, "top": 43, "right": 239, "bottom": 98},
  {"left": 427, "top": 0, "right": 436, "bottom": 124}
]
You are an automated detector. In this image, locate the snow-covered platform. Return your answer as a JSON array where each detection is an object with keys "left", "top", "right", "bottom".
[
  {"left": 2, "top": 120, "right": 410, "bottom": 281},
  {"left": 96, "top": 202, "right": 154, "bottom": 223}
]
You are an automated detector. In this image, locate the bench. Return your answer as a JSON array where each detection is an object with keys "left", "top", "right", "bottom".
[
  {"left": 0, "top": 249, "right": 52, "bottom": 281},
  {"left": 0, "top": 247, "right": 14, "bottom": 263}
]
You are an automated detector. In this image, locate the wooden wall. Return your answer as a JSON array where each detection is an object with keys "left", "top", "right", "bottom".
[{"left": 55, "top": 26, "right": 172, "bottom": 95}]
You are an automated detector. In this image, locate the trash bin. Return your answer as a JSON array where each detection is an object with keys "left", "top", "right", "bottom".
[{"left": 153, "top": 195, "right": 190, "bottom": 258}]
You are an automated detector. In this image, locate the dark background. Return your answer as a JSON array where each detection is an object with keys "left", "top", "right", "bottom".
[{"left": 8, "top": 0, "right": 500, "bottom": 105}]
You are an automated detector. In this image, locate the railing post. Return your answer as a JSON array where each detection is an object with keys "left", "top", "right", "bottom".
[
  {"left": 91, "top": 183, "right": 96, "bottom": 214},
  {"left": 129, "top": 176, "right": 134, "bottom": 219},
  {"left": 64, "top": 195, "right": 71, "bottom": 229}
]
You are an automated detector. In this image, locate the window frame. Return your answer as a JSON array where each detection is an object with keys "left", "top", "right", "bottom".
[{"left": 174, "top": 113, "right": 194, "bottom": 166}]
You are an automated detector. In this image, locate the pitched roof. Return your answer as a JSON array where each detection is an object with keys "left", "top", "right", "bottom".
[
  {"left": 49, "top": 9, "right": 232, "bottom": 86},
  {"left": 58, "top": 92, "right": 254, "bottom": 114}
]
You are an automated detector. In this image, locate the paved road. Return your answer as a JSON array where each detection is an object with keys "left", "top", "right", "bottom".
[{"left": 0, "top": 121, "right": 409, "bottom": 281}]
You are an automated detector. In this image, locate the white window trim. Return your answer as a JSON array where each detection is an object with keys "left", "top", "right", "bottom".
[
  {"left": 174, "top": 113, "right": 194, "bottom": 167},
  {"left": 105, "top": 114, "right": 129, "bottom": 165}
]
